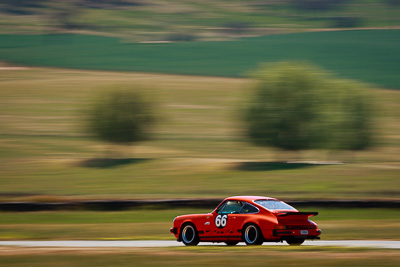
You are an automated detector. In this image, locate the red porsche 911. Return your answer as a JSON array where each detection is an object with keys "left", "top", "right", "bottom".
[{"left": 170, "top": 196, "right": 321, "bottom": 246}]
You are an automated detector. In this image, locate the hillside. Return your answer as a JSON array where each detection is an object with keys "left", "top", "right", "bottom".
[{"left": 0, "top": 67, "right": 399, "bottom": 201}]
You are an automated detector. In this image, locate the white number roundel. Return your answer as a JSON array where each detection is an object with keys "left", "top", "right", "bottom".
[{"left": 215, "top": 214, "right": 228, "bottom": 228}]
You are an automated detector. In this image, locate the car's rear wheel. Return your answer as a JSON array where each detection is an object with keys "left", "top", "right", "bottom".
[
  {"left": 286, "top": 238, "right": 305, "bottom": 246},
  {"left": 243, "top": 223, "right": 263, "bottom": 245},
  {"left": 180, "top": 223, "right": 199, "bottom": 246}
]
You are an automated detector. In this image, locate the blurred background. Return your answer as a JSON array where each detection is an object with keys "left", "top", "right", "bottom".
[
  {"left": 0, "top": 1, "right": 399, "bottom": 265},
  {"left": 1, "top": 0, "right": 400, "bottom": 41}
]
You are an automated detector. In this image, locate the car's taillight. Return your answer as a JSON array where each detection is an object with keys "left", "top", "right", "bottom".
[{"left": 274, "top": 225, "right": 287, "bottom": 230}]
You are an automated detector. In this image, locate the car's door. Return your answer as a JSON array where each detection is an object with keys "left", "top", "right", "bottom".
[{"left": 206, "top": 200, "right": 244, "bottom": 240}]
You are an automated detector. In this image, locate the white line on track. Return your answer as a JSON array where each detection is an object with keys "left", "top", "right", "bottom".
[{"left": 0, "top": 240, "right": 399, "bottom": 249}]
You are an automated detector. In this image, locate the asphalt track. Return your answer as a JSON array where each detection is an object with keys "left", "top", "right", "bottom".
[{"left": 0, "top": 240, "right": 399, "bottom": 249}]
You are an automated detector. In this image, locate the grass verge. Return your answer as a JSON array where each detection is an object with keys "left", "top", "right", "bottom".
[
  {"left": 0, "top": 208, "right": 399, "bottom": 241},
  {"left": 0, "top": 247, "right": 399, "bottom": 267}
]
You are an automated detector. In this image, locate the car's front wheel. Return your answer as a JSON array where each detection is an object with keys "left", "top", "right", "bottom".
[
  {"left": 180, "top": 223, "right": 199, "bottom": 246},
  {"left": 286, "top": 238, "right": 305, "bottom": 246},
  {"left": 243, "top": 223, "right": 263, "bottom": 245}
]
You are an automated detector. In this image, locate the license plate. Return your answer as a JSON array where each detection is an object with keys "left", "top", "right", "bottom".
[{"left": 300, "top": 230, "right": 308, "bottom": 235}]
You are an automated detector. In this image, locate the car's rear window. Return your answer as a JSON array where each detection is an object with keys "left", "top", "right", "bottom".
[{"left": 254, "top": 200, "right": 296, "bottom": 211}]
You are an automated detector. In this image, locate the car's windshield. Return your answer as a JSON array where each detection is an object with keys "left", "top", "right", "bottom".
[{"left": 254, "top": 200, "right": 296, "bottom": 211}]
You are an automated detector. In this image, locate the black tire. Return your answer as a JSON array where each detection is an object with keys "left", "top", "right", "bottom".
[
  {"left": 286, "top": 238, "right": 305, "bottom": 246},
  {"left": 225, "top": 241, "right": 239, "bottom": 246},
  {"left": 242, "top": 223, "right": 263, "bottom": 245},
  {"left": 180, "top": 223, "right": 199, "bottom": 246}
]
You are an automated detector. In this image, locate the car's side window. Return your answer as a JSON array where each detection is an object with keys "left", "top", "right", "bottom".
[
  {"left": 240, "top": 203, "right": 259, "bottom": 214},
  {"left": 219, "top": 201, "right": 243, "bottom": 214}
]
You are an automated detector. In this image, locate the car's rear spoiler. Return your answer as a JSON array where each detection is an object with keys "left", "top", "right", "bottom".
[{"left": 277, "top": 211, "right": 318, "bottom": 217}]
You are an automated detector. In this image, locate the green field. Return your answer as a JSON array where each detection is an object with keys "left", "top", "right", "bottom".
[
  {"left": 1, "top": 30, "right": 400, "bottom": 88},
  {"left": 1, "top": 247, "right": 399, "bottom": 267},
  {"left": 0, "top": 67, "right": 399, "bottom": 201},
  {"left": 1, "top": 247, "right": 400, "bottom": 267},
  {"left": 1, "top": 208, "right": 400, "bottom": 241}
]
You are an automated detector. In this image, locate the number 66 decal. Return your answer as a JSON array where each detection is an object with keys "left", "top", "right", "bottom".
[{"left": 215, "top": 214, "right": 228, "bottom": 228}]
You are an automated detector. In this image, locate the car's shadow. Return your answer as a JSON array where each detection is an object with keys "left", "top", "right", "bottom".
[
  {"left": 80, "top": 158, "right": 151, "bottom": 168},
  {"left": 235, "top": 161, "right": 316, "bottom": 171}
]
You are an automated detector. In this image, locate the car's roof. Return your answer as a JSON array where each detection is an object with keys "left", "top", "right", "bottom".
[{"left": 225, "top": 196, "right": 277, "bottom": 202}]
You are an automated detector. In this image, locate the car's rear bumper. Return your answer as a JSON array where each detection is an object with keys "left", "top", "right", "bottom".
[{"left": 273, "top": 229, "right": 322, "bottom": 240}]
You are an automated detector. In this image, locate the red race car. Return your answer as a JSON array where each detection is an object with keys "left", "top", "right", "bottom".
[{"left": 170, "top": 196, "right": 321, "bottom": 246}]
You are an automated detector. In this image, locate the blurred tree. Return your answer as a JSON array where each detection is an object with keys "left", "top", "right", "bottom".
[
  {"left": 331, "top": 16, "right": 363, "bottom": 28},
  {"left": 87, "top": 88, "right": 156, "bottom": 154},
  {"left": 290, "top": 0, "right": 348, "bottom": 11},
  {"left": 49, "top": 5, "right": 81, "bottom": 31},
  {"left": 322, "top": 80, "right": 374, "bottom": 151},
  {"left": 78, "top": 0, "right": 142, "bottom": 9},
  {"left": 244, "top": 62, "right": 374, "bottom": 153},
  {"left": 1, "top": 0, "right": 47, "bottom": 15},
  {"left": 222, "top": 21, "right": 251, "bottom": 34},
  {"left": 165, "top": 32, "right": 196, "bottom": 42},
  {"left": 385, "top": 0, "right": 400, "bottom": 6}
]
